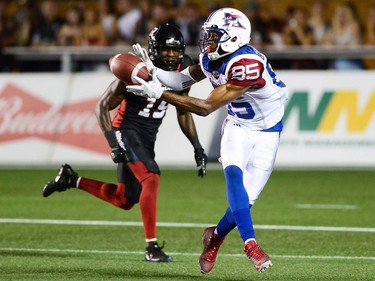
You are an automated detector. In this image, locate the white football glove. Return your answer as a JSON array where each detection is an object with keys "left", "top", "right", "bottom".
[
  {"left": 132, "top": 43, "right": 156, "bottom": 75},
  {"left": 126, "top": 74, "right": 165, "bottom": 99}
]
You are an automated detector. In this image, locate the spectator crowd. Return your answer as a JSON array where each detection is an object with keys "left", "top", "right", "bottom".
[{"left": 1, "top": 0, "right": 375, "bottom": 71}]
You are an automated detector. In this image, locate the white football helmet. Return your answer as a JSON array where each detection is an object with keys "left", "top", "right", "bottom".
[{"left": 200, "top": 8, "right": 251, "bottom": 61}]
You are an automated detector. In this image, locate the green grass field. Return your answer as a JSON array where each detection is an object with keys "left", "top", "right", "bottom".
[{"left": 1, "top": 167, "right": 374, "bottom": 281}]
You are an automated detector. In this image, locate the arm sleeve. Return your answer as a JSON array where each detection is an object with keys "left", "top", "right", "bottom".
[{"left": 155, "top": 67, "right": 197, "bottom": 91}]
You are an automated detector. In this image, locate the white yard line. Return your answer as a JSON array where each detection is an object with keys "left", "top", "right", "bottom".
[
  {"left": 1, "top": 218, "right": 375, "bottom": 233},
  {"left": 0, "top": 247, "right": 374, "bottom": 261},
  {"left": 296, "top": 204, "right": 358, "bottom": 210}
]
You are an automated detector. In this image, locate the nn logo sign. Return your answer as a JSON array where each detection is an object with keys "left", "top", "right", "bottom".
[{"left": 283, "top": 90, "right": 375, "bottom": 132}]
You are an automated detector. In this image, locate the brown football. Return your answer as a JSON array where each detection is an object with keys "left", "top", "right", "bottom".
[{"left": 109, "top": 53, "right": 149, "bottom": 84}]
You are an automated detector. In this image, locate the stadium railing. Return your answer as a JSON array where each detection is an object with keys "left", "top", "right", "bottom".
[{"left": 3, "top": 45, "right": 375, "bottom": 72}]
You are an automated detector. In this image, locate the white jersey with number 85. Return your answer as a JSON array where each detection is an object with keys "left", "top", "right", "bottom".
[{"left": 199, "top": 45, "right": 288, "bottom": 131}]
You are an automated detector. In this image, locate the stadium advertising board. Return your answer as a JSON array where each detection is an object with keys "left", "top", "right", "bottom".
[
  {"left": 278, "top": 71, "right": 375, "bottom": 167},
  {"left": 0, "top": 71, "right": 374, "bottom": 167}
]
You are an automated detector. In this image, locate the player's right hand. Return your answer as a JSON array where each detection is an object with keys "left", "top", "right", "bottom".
[
  {"left": 132, "top": 43, "right": 156, "bottom": 74},
  {"left": 127, "top": 73, "right": 165, "bottom": 99},
  {"left": 104, "top": 130, "right": 129, "bottom": 163}
]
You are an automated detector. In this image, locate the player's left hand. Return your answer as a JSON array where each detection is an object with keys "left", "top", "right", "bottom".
[
  {"left": 194, "top": 148, "right": 207, "bottom": 178},
  {"left": 127, "top": 73, "right": 164, "bottom": 99}
]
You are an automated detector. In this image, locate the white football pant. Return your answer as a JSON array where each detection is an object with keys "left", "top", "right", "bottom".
[{"left": 220, "top": 119, "right": 280, "bottom": 205}]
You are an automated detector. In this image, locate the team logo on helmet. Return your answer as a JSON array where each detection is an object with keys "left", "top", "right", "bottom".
[
  {"left": 223, "top": 13, "right": 245, "bottom": 29},
  {"left": 166, "top": 38, "right": 181, "bottom": 45}
]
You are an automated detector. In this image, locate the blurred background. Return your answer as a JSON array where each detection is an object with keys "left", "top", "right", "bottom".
[
  {"left": 0, "top": 0, "right": 374, "bottom": 168},
  {"left": 2, "top": 0, "right": 375, "bottom": 71}
]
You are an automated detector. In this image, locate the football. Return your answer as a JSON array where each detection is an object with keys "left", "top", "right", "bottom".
[{"left": 108, "top": 53, "right": 149, "bottom": 84}]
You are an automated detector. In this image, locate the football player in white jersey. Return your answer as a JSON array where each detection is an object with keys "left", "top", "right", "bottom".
[{"left": 128, "top": 7, "right": 288, "bottom": 274}]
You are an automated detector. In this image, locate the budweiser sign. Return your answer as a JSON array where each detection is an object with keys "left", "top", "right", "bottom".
[{"left": 0, "top": 83, "right": 108, "bottom": 154}]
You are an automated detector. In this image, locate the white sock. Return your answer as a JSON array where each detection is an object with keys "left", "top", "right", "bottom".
[
  {"left": 76, "top": 177, "right": 81, "bottom": 188},
  {"left": 245, "top": 238, "right": 256, "bottom": 245},
  {"left": 146, "top": 238, "right": 157, "bottom": 243}
]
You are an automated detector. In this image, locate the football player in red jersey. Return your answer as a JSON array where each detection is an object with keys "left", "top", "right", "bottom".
[
  {"left": 128, "top": 8, "right": 288, "bottom": 273},
  {"left": 42, "top": 24, "right": 207, "bottom": 262}
]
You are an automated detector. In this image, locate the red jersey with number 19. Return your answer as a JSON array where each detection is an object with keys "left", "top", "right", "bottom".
[{"left": 112, "top": 55, "right": 194, "bottom": 141}]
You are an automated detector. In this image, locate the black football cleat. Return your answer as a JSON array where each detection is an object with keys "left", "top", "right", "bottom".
[
  {"left": 145, "top": 241, "right": 173, "bottom": 262},
  {"left": 42, "top": 164, "right": 78, "bottom": 198}
]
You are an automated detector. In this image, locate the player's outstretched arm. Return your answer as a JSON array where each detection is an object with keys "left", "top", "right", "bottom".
[
  {"left": 155, "top": 64, "right": 205, "bottom": 91},
  {"left": 127, "top": 77, "right": 248, "bottom": 116},
  {"left": 161, "top": 83, "right": 249, "bottom": 116},
  {"left": 132, "top": 43, "right": 205, "bottom": 90}
]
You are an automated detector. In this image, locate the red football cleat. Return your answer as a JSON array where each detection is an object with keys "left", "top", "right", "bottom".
[
  {"left": 198, "top": 226, "right": 225, "bottom": 274},
  {"left": 244, "top": 240, "right": 272, "bottom": 272}
]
